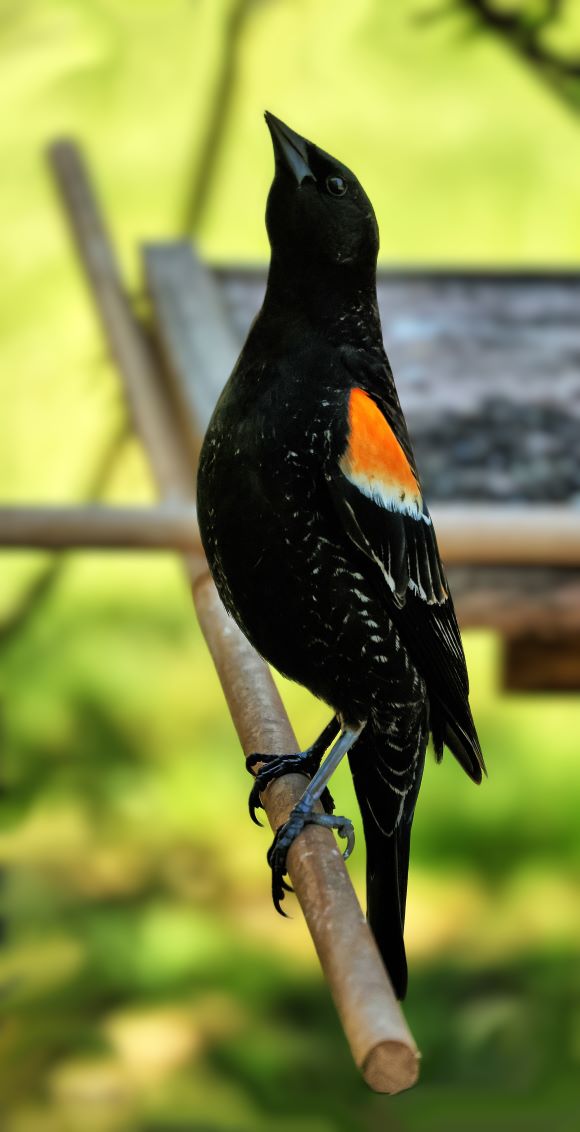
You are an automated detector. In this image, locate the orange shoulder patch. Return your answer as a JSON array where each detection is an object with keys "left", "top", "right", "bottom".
[{"left": 340, "top": 388, "right": 424, "bottom": 517}]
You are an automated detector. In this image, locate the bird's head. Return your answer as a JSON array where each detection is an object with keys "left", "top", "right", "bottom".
[{"left": 264, "top": 113, "right": 379, "bottom": 279}]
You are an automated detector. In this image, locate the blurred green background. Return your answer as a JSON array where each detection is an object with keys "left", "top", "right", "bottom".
[{"left": 2, "top": 2, "right": 580, "bottom": 1129}]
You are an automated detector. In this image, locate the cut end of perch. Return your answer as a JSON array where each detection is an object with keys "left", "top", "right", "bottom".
[{"left": 362, "top": 1040, "right": 420, "bottom": 1094}]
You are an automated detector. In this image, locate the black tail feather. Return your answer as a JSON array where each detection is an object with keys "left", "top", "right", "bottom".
[
  {"left": 349, "top": 726, "right": 426, "bottom": 1000},
  {"left": 366, "top": 819, "right": 411, "bottom": 999}
]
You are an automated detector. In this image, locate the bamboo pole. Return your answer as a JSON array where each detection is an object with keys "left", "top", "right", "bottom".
[
  {"left": 2, "top": 503, "right": 580, "bottom": 565},
  {"left": 193, "top": 571, "right": 419, "bottom": 1092}
]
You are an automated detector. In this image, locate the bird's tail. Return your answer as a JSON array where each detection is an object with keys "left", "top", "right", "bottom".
[{"left": 348, "top": 721, "right": 427, "bottom": 1000}]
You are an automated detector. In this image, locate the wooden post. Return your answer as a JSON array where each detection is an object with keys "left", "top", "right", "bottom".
[
  {"left": 144, "top": 241, "right": 239, "bottom": 469},
  {"left": 47, "top": 141, "right": 192, "bottom": 501}
]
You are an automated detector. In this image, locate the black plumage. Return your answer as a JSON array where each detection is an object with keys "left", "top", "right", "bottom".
[{"left": 197, "top": 113, "right": 484, "bottom": 999}]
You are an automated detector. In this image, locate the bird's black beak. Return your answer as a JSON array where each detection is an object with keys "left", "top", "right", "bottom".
[{"left": 265, "top": 112, "right": 314, "bottom": 186}]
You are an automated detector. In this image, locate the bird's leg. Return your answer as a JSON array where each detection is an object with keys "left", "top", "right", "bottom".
[
  {"left": 267, "top": 722, "right": 365, "bottom": 914},
  {"left": 246, "top": 715, "right": 340, "bottom": 825}
]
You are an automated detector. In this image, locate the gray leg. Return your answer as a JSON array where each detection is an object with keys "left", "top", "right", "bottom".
[{"left": 267, "top": 722, "right": 365, "bottom": 914}]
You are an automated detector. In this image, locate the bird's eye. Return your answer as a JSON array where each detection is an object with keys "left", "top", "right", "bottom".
[{"left": 325, "top": 175, "right": 347, "bottom": 197}]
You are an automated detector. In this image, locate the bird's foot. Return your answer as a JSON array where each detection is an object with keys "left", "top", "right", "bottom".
[
  {"left": 267, "top": 802, "right": 355, "bottom": 914},
  {"left": 246, "top": 750, "right": 334, "bottom": 826}
]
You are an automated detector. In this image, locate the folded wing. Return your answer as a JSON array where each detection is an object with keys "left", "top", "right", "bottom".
[{"left": 327, "top": 385, "right": 485, "bottom": 783}]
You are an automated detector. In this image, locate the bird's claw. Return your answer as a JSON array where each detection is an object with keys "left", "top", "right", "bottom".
[
  {"left": 310, "top": 812, "right": 356, "bottom": 861},
  {"left": 247, "top": 777, "right": 265, "bottom": 826},
  {"left": 267, "top": 805, "right": 355, "bottom": 914},
  {"left": 246, "top": 751, "right": 334, "bottom": 826}
]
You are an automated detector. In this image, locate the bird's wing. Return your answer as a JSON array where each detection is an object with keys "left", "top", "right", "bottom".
[
  {"left": 327, "top": 384, "right": 445, "bottom": 607},
  {"left": 326, "top": 383, "right": 485, "bottom": 782}
]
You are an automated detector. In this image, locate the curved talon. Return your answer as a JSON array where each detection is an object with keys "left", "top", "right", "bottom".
[
  {"left": 246, "top": 752, "right": 280, "bottom": 826},
  {"left": 271, "top": 867, "right": 295, "bottom": 914},
  {"left": 272, "top": 885, "right": 290, "bottom": 917},
  {"left": 306, "top": 812, "right": 355, "bottom": 859},
  {"left": 267, "top": 806, "right": 354, "bottom": 914},
  {"left": 337, "top": 817, "right": 355, "bottom": 859},
  {"left": 267, "top": 812, "right": 306, "bottom": 914},
  {"left": 248, "top": 780, "right": 264, "bottom": 826}
]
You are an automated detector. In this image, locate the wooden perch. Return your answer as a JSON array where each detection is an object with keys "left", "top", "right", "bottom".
[
  {"left": 47, "top": 146, "right": 420, "bottom": 1092},
  {"left": 193, "top": 571, "right": 419, "bottom": 1092}
]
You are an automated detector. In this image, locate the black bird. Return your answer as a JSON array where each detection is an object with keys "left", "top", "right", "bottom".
[{"left": 197, "top": 113, "right": 484, "bottom": 999}]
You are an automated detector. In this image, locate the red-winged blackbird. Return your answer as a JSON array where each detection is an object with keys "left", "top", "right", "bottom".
[{"left": 197, "top": 113, "right": 485, "bottom": 999}]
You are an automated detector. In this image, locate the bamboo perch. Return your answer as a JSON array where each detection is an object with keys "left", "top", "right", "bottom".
[
  {"left": 193, "top": 571, "right": 420, "bottom": 1092},
  {"left": 48, "top": 143, "right": 420, "bottom": 1091},
  {"left": 2, "top": 503, "right": 580, "bottom": 565}
]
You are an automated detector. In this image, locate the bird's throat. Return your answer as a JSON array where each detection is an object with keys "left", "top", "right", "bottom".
[{"left": 263, "top": 255, "right": 382, "bottom": 348}]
